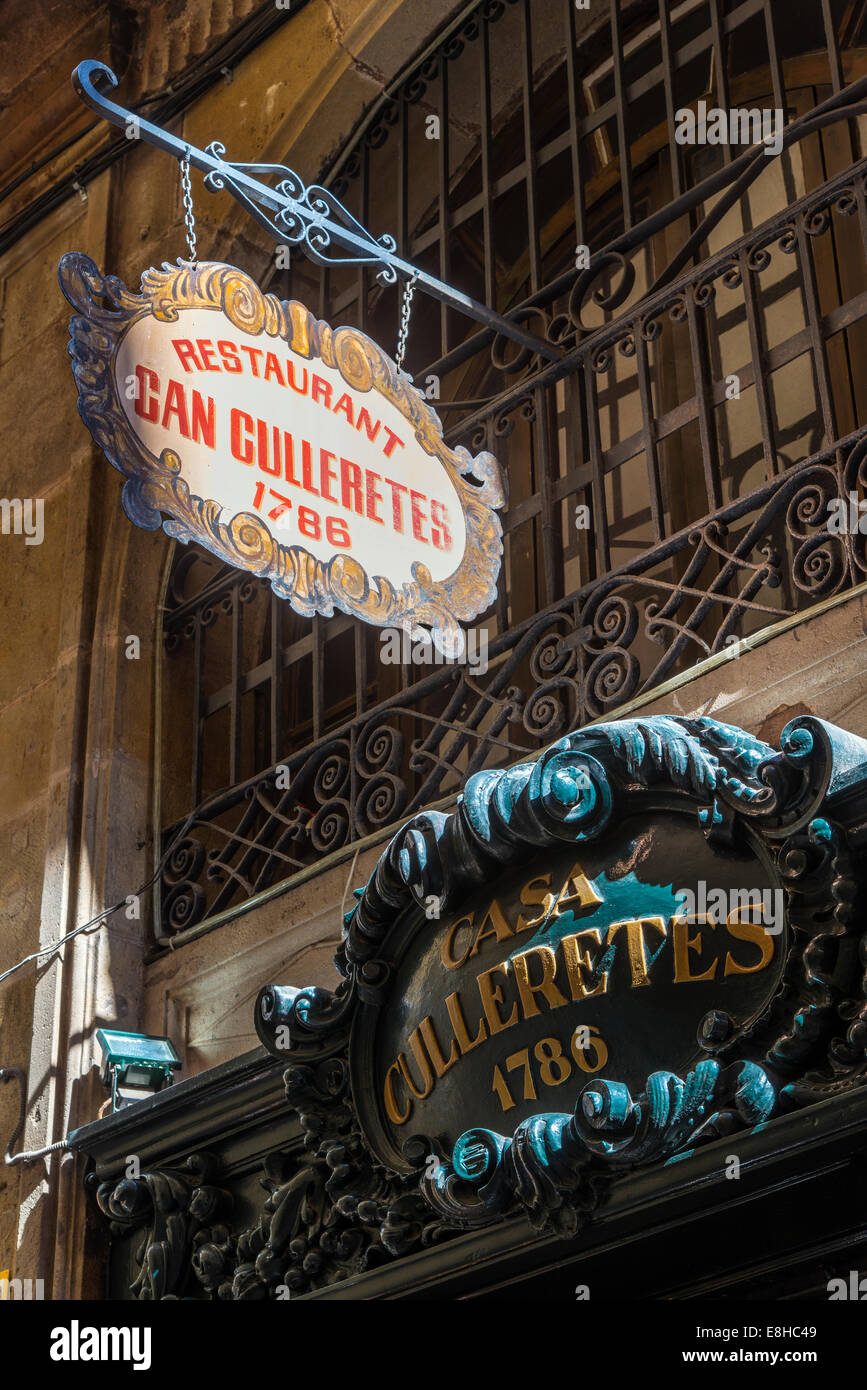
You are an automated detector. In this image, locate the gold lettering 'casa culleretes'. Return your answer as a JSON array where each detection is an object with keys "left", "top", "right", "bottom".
[{"left": 382, "top": 863, "right": 778, "bottom": 1126}]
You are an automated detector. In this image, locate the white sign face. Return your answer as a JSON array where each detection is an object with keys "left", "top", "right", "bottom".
[
  {"left": 59, "top": 256, "right": 505, "bottom": 655},
  {"left": 115, "top": 309, "right": 467, "bottom": 587}
]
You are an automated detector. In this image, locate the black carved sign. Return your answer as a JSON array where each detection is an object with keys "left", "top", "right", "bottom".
[
  {"left": 254, "top": 714, "right": 867, "bottom": 1238},
  {"left": 74, "top": 716, "right": 867, "bottom": 1292},
  {"left": 359, "top": 811, "right": 785, "bottom": 1157}
]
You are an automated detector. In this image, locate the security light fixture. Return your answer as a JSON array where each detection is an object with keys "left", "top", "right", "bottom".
[{"left": 95, "top": 1029, "right": 181, "bottom": 1113}]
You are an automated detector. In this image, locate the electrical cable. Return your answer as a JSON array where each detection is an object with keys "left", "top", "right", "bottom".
[
  {"left": 0, "top": 0, "right": 310, "bottom": 254},
  {"left": 0, "top": 806, "right": 197, "bottom": 990},
  {"left": 0, "top": 123, "right": 99, "bottom": 207},
  {"left": 0, "top": 1068, "right": 70, "bottom": 1165},
  {"left": 0, "top": 79, "right": 204, "bottom": 209},
  {"left": 0, "top": 822, "right": 361, "bottom": 1163},
  {"left": 339, "top": 847, "right": 361, "bottom": 927},
  {"left": 0, "top": 0, "right": 313, "bottom": 1166},
  {"left": 0, "top": 804, "right": 200, "bottom": 1162}
]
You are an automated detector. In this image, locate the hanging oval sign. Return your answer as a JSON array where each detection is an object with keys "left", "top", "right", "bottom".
[{"left": 58, "top": 254, "right": 505, "bottom": 655}]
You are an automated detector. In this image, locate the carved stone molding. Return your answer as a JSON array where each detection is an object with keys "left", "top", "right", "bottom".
[{"left": 92, "top": 1152, "right": 230, "bottom": 1300}]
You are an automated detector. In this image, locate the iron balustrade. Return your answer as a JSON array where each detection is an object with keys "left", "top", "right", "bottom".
[
  {"left": 160, "top": 422, "right": 867, "bottom": 938},
  {"left": 157, "top": 0, "right": 867, "bottom": 943}
]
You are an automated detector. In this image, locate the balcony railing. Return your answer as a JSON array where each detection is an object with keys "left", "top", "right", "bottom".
[{"left": 156, "top": 0, "right": 867, "bottom": 943}]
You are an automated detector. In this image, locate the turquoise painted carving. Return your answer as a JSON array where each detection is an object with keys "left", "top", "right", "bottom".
[
  {"left": 255, "top": 711, "right": 867, "bottom": 1237},
  {"left": 423, "top": 1059, "right": 776, "bottom": 1233}
]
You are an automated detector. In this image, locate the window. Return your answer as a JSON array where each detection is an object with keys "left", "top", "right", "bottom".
[{"left": 157, "top": 0, "right": 867, "bottom": 942}]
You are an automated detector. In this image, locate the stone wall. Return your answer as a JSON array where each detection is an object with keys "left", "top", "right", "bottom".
[
  {"left": 0, "top": 0, "right": 465, "bottom": 1301},
  {"left": 2, "top": 0, "right": 866, "bottom": 1304}
]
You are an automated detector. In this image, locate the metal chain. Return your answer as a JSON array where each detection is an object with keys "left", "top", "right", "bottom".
[
  {"left": 395, "top": 271, "right": 419, "bottom": 373},
  {"left": 180, "top": 149, "right": 198, "bottom": 268}
]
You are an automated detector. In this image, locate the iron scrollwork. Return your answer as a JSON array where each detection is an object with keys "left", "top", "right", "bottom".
[
  {"left": 202, "top": 144, "right": 401, "bottom": 283},
  {"left": 154, "top": 424, "right": 867, "bottom": 940}
]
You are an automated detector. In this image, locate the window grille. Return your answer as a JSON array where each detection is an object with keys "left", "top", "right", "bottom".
[{"left": 158, "top": 0, "right": 867, "bottom": 942}]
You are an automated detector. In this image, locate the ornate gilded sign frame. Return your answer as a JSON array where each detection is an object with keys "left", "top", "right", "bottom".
[{"left": 58, "top": 253, "right": 505, "bottom": 654}]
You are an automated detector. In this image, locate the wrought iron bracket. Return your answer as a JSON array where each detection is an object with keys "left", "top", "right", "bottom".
[{"left": 72, "top": 60, "right": 561, "bottom": 364}]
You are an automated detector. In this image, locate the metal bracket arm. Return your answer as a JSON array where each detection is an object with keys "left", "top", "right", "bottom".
[{"left": 72, "top": 60, "right": 560, "bottom": 364}]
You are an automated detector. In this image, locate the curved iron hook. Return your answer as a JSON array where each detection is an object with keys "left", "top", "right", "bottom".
[
  {"left": 73, "top": 61, "right": 267, "bottom": 190},
  {"left": 69, "top": 60, "right": 561, "bottom": 363}
]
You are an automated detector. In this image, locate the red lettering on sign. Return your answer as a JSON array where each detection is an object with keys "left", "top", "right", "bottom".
[
  {"left": 388, "top": 480, "right": 408, "bottom": 533},
  {"left": 298, "top": 505, "right": 321, "bottom": 540},
  {"left": 160, "top": 343, "right": 424, "bottom": 465},
  {"left": 286, "top": 361, "right": 308, "bottom": 395},
  {"left": 162, "top": 379, "right": 190, "bottom": 437},
  {"left": 311, "top": 375, "right": 332, "bottom": 409},
  {"left": 301, "top": 439, "right": 319, "bottom": 496},
  {"left": 382, "top": 426, "right": 405, "bottom": 458},
  {"left": 410, "top": 490, "right": 429, "bottom": 544},
  {"left": 218, "top": 340, "right": 242, "bottom": 373},
  {"left": 320, "top": 449, "right": 338, "bottom": 503},
  {"left": 366, "top": 471, "right": 385, "bottom": 524},
  {"left": 191, "top": 390, "right": 215, "bottom": 449},
  {"left": 257, "top": 420, "right": 282, "bottom": 476},
  {"left": 134, "top": 366, "right": 159, "bottom": 422},
  {"left": 430, "top": 499, "right": 453, "bottom": 551},
  {"left": 196, "top": 339, "right": 220, "bottom": 371},
  {"left": 127, "top": 369, "right": 458, "bottom": 554},
  {"left": 284, "top": 432, "right": 301, "bottom": 486},
  {"left": 266, "top": 489, "right": 293, "bottom": 521},
  {"left": 340, "top": 457, "right": 363, "bottom": 514},
  {"left": 326, "top": 516, "right": 351, "bottom": 548},
  {"left": 171, "top": 339, "right": 202, "bottom": 372},
  {"left": 356, "top": 408, "right": 380, "bottom": 445},
  {"left": 332, "top": 393, "right": 354, "bottom": 425},
  {"left": 239, "top": 344, "right": 263, "bottom": 376},
  {"left": 263, "top": 352, "right": 285, "bottom": 386},
  {"left": 230, "top": 408, "right": 255, "bottom": 464}
]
